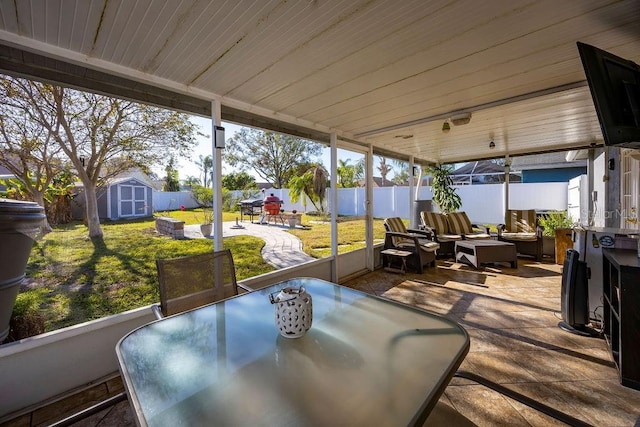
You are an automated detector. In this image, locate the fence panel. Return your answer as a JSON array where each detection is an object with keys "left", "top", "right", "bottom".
[
  {"left": 154, "top": 183, "right": 569, "bottom": 223},
  {"left": 508, "top": 182, "right": 567, "bottom": 211},
  {"left": 456, "top": 184, "right": 505, "bottom": 224},
  {"left": 152, "top": 191, "right": 198, "bottom": 211}
]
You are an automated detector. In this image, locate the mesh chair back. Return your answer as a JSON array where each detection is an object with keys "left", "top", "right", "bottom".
[{"left": 156, "top": 249, "right": 238, "bottom": 317}]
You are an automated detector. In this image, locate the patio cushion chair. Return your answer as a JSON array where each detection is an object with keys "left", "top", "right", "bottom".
[
  {"left": 446, "top": 211, "right": 491, "bottom": 240},
  {"left": 497, "top": 209, "right": 543, "bottom": 261},
  {"left": 152, "top": 249, "right": 251, "bottom": 319},
  {"left": 420, "top": 211, "right": 462, "bottom": 257},
  {"left": 383, "top": 217, "right": 439, "bottom": 273}
]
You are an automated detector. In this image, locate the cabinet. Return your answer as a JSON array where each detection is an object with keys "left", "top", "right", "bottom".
[{"left": 602, "top": 248, "right": 640, "bottom": 390}]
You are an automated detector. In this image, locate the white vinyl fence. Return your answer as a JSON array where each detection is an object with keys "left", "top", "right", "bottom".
[
  {"left": 152, "top": 191, "right": 199, "bottom": 211},
  {"left": 155, "top": 182, "right": 569, "bottom": 225}
]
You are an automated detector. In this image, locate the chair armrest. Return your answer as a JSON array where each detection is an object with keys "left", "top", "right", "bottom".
[
  {"left": 386, "top": 231, "right": 422, "bottom": 247},
  {"left": 407, "top": 228, "right": 433, "bottom": 239},
  {"left": 471, "top": 223, "right": 489, "bottom": 234}
]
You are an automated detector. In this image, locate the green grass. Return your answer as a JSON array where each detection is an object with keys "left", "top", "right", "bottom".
[
  {"left": 22, "top": 217, "right": 274, "bottom": 332},
  {"left": 154, "top": 208, "right": 240, "bottom": 225},
  {"left": 289, "top": 217, "right": 386, "bottom": 258},
  {"left": 17, "top": 212, "right": 388, "bottom": 335}
]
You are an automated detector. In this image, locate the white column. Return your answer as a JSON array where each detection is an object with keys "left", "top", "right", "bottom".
[
  {"left": 504, "top": 154, "right": 510, "bottom": 219},
  {"left": 212, "top": 100, "right": 223, "bottom": 252},
  {"left": 330, "top": 133, "right": 338, "bottom": 282},
  {"left": 409, "top": 156, "right": 415, "bottom": 227},
  {"left": 365, "top": 144, "right": 374, "bottom": 271}
]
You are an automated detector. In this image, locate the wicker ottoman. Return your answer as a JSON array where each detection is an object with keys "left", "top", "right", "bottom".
[{"left": 455, "top": 240, "right": 517, "bottom": 269}]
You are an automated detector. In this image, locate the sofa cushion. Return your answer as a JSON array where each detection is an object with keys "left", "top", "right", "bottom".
[
  {"left": 437, "top": 233, "right": 463, "bottom": 242},
  {"left": 447, "top": 212, "right": 473, "bottom": 235},
  {"left": 464, "top": 232, "right": 491, "bottom": 240},
  {"left": 501, "top": 232, "right": 538, "bottom": 241}
]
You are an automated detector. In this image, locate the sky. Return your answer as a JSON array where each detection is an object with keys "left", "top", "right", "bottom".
[{"left": 178, "top": 116, "right": 377, "bottom": 184}]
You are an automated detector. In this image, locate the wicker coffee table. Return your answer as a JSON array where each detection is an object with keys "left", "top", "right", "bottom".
[{"left": 455, "top": 240, "right": 517, "bottom": 269}]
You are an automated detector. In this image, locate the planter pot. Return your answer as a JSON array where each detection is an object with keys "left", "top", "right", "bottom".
[
  {"left": 0, "top": 199, "right": 46, "bottom": 342},
  {"left": 542, "top": 236, "right": 556, "bottom": 258},
  {"left": 555, "top": 228, "right": 573, "bottom": 265},
  {"left": 288, "top": 218, "right": 298, "bottom": 228},
  {"left": 200, "top": 223, "right": 213, "bottom": 237}
]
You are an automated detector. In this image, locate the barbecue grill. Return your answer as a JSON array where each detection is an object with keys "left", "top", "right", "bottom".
[{"left": 238, "top": 199, "right": 263, "bottom": 223}]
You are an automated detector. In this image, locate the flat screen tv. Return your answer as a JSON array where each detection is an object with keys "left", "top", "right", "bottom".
[
  {"left": 577, "top": 42, "right": 640, "bottom": 148},
  {"left": 558, "top": 249, "right": 594, "bottom": 336}
]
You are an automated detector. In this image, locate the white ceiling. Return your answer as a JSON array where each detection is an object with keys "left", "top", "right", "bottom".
[{"left": 1, "top": 0, "right": 639, "bottom": 164}]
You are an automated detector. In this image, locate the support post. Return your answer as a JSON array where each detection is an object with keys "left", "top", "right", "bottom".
[
  {"left": 330, "top": 133, "right": 338, "bottom": 282},
  {"left": 212, "top": 99, "right": 223, "bottom": 252}
]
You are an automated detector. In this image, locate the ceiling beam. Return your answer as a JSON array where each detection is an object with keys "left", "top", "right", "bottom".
[{"left": 0, "top": 42, "right": 331, "bottom": 144}]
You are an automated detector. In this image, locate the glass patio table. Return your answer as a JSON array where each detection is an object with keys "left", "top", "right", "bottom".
[{"left": 116, "top": 277, "right": 469, "bottom": 426}]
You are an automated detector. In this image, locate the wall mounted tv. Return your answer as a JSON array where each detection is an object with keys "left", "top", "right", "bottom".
[{"left": 577, "top": 42, "right": 640, "bottom": 148}]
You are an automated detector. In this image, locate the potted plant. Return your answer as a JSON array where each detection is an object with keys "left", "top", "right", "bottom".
[
  {"left": 426, "top": 165, "right": 462, "bottom": 213},
  {"left": 539, "top": 210, "right": 574, "bottom": 263},
  {"left": 199, "top": 208, "right": 213, "bottom": 237}
]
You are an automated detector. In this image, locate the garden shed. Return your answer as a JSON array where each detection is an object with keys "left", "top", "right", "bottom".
[{"left": 72, "top": 176, "right": 153, "bottom": 221}]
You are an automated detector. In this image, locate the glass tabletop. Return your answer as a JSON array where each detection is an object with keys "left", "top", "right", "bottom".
[{"left": 117, "top": 277, "right": 469, "bottom": 426}]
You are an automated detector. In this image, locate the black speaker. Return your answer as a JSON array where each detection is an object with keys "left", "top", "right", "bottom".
[{"left": 559, "top": 249, "right": 596, "bottom": 336}]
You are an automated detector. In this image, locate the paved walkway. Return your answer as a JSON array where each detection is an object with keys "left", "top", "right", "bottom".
[{"left": 184, "top": 220, "right": 315, "bottom": 269}]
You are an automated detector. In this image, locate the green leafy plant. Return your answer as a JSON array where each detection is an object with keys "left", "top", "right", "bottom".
[
  {"left": 426, "top": 164, "right": 461, "bottom": 213},
  {"left": 539, "top": 210, "right": 573, "bottom": 237}
]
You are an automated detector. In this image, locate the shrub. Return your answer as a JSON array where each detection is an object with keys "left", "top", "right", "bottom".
[{"left": 539, "top": 210, "right": 573, "bottom": 237}]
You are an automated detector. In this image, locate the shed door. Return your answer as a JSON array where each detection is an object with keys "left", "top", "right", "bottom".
[{"left": 120, "top": 185, "right": 147, "bottom": 217}]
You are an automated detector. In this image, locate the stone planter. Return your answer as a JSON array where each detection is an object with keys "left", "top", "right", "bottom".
[
  {"left": 0, "top": 199, "right": 46, "bottom": 342},
  {"left": 200, "top": 223, "right": 213, "bottom": 237}
]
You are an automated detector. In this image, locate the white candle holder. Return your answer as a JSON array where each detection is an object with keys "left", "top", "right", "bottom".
[{"left": 269, "top": 286, "right": 313, "bottom": 338}]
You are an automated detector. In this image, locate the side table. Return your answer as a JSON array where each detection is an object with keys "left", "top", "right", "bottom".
[{"left": 381, "top": 248, "right": 413, "bottom": 274}]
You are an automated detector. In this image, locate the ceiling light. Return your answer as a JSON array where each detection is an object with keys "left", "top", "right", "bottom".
[
  {"left": 450, "top": 112, "right": 472, "bottom": 126},
  {"left": 442, "top": 121, "right": 450, "bottom": 133}
]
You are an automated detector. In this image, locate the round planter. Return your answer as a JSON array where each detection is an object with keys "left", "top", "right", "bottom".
[
  {"left": 0, "top": 199, "right": 46, "bottom": 342},
  {"left": 200, "top": 223, "right": 213, "bottom": 237}
]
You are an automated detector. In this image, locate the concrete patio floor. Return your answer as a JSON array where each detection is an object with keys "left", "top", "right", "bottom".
[{"left": 8, "top": 258, "right": 640, "bottom": 426}]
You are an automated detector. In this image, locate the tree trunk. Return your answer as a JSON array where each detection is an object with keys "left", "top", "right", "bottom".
[
  {"left": 31, "top": 191, "right": 52, "bottom": 234},
  {"left": 83, "top": 183, "right": 103, "bottom": 238}
]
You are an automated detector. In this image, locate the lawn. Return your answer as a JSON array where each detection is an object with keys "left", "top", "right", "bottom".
[
  {"left": 13, "top": 212, "right": 387, "bottom": 339},
  {"left": 17, "top": 215, "right": 274, "bottom": 335},
  {"left": 289, "top": 217, "right": 387, "bottom": 258}
]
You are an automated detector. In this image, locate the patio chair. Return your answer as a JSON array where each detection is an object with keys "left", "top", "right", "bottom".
[
  {"left": 446, "top": 211, "right": 491, "bottom": 240},
  {"left": 497, "top": 209, "right": 543, "bottom": 261},
  {"left": 420, "top": 211, "right": 461, "bottom": 257},
  {"left": 152, "top": 249, "right": 250, "bottom": 319},
  {"left": 383, "top": 217, "right": 439, "bottom": 273}
]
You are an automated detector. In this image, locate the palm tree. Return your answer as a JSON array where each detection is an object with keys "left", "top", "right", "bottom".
[
  {"left": 288, "top": 164, "right": 329, "bottom": 212},
  {"left": 195, "top": 154, "right": 213, "bottom": 187},
  {"left": 377, "top": 156, "right": 393, "bottom": 186}
]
